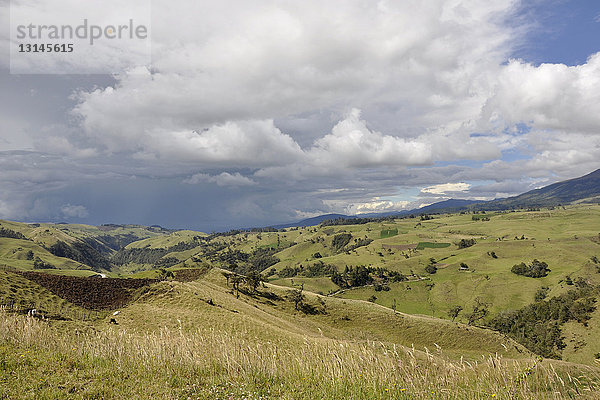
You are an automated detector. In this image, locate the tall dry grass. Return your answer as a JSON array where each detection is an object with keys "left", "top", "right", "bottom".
[{"left": 1, "top": 310, "right": 599, "bottom": 399}]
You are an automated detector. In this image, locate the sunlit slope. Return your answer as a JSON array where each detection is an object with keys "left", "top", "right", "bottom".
[
  {"left": 125, "top": 230, "right": 207, "bottom": 249},
  {"left": 0, "top": 220, "right": 172, "bottom": 274},
  {"left": 109, "top": 268, "right": 529, "bottom": 360}
]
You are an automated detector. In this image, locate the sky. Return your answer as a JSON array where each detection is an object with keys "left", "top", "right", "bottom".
[{"left": 1, "top": 0, "right": 600, "bottom": 232}]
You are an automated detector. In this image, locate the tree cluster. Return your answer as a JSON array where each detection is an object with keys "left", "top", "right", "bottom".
[
  {"left": 511, "top": 259, "right": 550, "bottom": 278},
  {"left": 489, "top": 286, "right": 598, "bottom": 359},
  {"left": 48, "top": 240, "right": 111, "bottom": 271},
  {"left": 0, "top": 227, "right": 28, "bottom": 240},
  {"left": 331, "top": 265, "right": 406, "bottom": 289},
  {"left": 332, "top": 233, "right": 353, "bottom": 253},
  {"left": 33, "top": 256, "right": 56, "bottom": 269},
  {"left": 345, "top": 237, "right": 373, "bottom": 252},
  {"left": 458, "top": 239, "right": 476, "bottom": 249}
]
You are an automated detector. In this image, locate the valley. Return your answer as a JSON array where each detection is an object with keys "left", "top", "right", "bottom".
[{"left": 1, "top": 202, "right": 600, "bottom": 398}]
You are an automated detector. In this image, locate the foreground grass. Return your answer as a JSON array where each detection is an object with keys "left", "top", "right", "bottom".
[{"left": 1, "top": 312, "right": 599, "bottom": 399}]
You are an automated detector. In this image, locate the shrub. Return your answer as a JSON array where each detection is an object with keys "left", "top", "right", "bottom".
[
  {"left": 33, "top": 257, "right": 56, "bottom": 269},
  {"left": 425, "top": 264, "right": 437, "bottom": 274},
  {"left": 458, "top": 239, "right": 476, "bottom": 249},
  {"left": 511, "top": 259, "right": 550, "bottom": 278}
]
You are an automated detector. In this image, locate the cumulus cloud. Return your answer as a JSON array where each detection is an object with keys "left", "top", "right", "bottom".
[
  {"left": 483, "top": 53, "right": 600, "bottom": 134},
  {"left": 60, "top": 204, "right": 89, "bottom": 218},
  {"left": 349, "top": 198, "right": 411, "bottom": 215},
  {"left": 72, "top": 1, "right": 517, "bottom": 159},
  {"left": 421, "top": 182, "right": 471, "bottom": 195},
  {"left": 308, "top": 109, "right": 432, "bottom": 167},
  {"left": 183, "top": 172, "right": 256, "bottom": 187}
]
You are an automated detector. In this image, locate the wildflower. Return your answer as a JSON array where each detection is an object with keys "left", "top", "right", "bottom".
[{"left": 491, "top": 395, "right": 496, "bottom": 398}]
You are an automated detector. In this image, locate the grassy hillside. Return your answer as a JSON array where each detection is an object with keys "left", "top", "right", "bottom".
[
  {"left": 2, "top": 205, "right": 600, "bottom": 397},
  {"left": 93, "top": 205, "right": 600, "bottom": 363},
  {"left": 0, "top": 220, "right": 172, "bottom": 274},
  {"left": 2, "top": 267, "right": 599, "bottom": 399}
]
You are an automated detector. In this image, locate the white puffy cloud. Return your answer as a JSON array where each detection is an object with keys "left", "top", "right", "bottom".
[
  {"left": 421, "top": 182, "right": 471, "bottom": 195},
  {"left": 308, "top": 109, "right": 432, "bottom": 167},
  {"left": 183, "top": 172, "right": 256, "bottom": 187},
  {"left": 60, "top": 204, "right": 89, "bottom": 218},
  {"left": 483, "top": 53, "right": 600, "bottom": 134},
  {"left": 72, "top": 0, "right": 517, "bottom": 161},
  {"left": 349, "top": 198, "right": 411, "bottom": 215}
]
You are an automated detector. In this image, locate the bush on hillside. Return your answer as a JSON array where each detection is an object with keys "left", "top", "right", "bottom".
[
  {"left": 332, "top": 233, "right": 353, "bottom": 252},
  {"left": 425, "top": 264, "right": 437, "bottom": 274},
  {"left": 0, "top": 227, "right": 27, "bottom": 240},
  {"left": 458, "top": 239, "right": 476, "bottom": 249},
  {"left": 511, "top": 259, "right": 550, "bottom": 278}
]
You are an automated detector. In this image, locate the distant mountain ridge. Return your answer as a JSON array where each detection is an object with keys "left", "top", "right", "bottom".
[
  {"left": 272, "top": 214, "right": 353, "bottom": 229},
  {"left": 472, "top": 168, "right": 600, "bottom": 210},
  {"left": 271, "top": 168, "right": 600, "bottom": 228}
]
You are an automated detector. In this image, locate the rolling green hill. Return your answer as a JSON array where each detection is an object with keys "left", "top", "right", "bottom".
[
  {"left": 66, "top": 204, "right": 600, "bottom": 365},
  {"left": 2, "top": 206, "right": 600, "bottom": 397},
  {"left": 2, "top": 265, "right": 599, "bottom": 398}
]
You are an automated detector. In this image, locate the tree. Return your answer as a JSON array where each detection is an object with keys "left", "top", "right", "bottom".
[
  {"left": 245, "top": 270, "right": 263, "bottom": 293},
  {"left": 222, "top": 271, "right": 233, "bottom": 286},
  {"left": 287, "top": 288, "right": 305, "bottom": 310},
  {"left": 448, "top": 305, "right": 463, "bottom": 322},
  {"left": 466, "top": 299, "right": 489, "bottom": 325},
  {"left": 230, "top": 274, "right": 243, "bottom": 298},
  {"left": 26, "top": 250, "right": 34, "bottom": 260}
]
